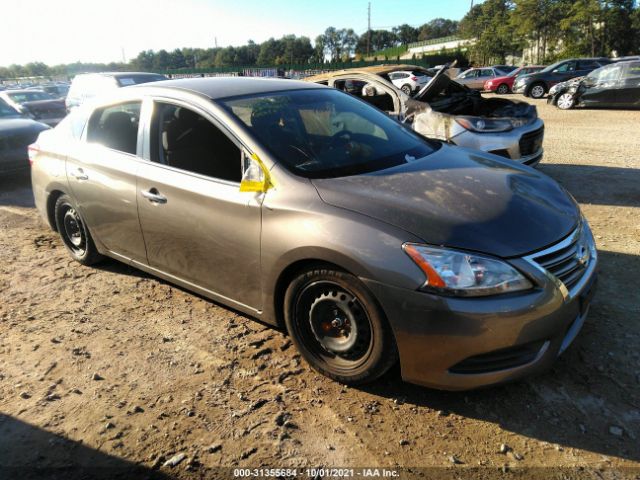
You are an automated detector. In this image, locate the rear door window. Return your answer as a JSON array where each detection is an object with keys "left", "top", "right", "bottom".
[
  {"left": 86, "top": 101, "right": 141, "bottom": 155},
  {"left": 577, "top": 60, "right": 601, "bottom": 70}
]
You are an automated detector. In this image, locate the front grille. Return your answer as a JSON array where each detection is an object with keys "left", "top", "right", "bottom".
[
  {"left": 529, "top": 228, "right": 591, "bottom": 291},
  {"left": 519, "top": 126, "right": 544, "bottom": 156},
  {"left": 449, "top": 340, "right": 546, "bottom": 374}
]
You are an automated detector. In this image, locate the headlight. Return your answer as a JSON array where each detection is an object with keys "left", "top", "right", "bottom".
[
  {"left": 486, "top": 81, "right": 493, "bottom": 86},
  {"left": 455, "top": 116, "right": 513, "bottom": 133},
  {"left": 404, "top": 244, "right": 533, "bottom": 296}
]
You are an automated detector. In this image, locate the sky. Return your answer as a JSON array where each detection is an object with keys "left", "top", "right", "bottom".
[{"left": 0, "top": 0, "right": 480, "bottom": 67}]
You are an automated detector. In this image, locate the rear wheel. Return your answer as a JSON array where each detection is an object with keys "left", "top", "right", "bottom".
[
  {"left": 284, "top": 267, "right": 397, "bottom": 384},
  {"left": 54, "top": 194, "right": 103, "bottom": 265},
  {"left": 556, "top": 92, "right": 575, "bottom": 110},
  {"left": 401, "top": 84, "right": 412, "bottom": 96},
  {"left": 529, "top": 83, "right": 546, "bottom": 99},
  {"left": 496, "top": 83, "right": 510, "bottom": 94}
]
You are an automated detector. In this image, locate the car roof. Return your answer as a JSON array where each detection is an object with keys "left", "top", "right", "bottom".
[
  {"left": 304, "top": 64, "right": 430, "bottom": 82},
  {"left": 76, "top": 71, "right": 164, "bottom": 78},
  {"left": 131, "top": 76, "right": 327, "bottom": 100}
]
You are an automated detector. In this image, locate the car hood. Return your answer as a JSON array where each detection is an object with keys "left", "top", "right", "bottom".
[
  {"left": 312, "top": 145, "right": 579, "bottom": 258},
  {"left": 0, "top": 118, "right": 50, "bottom": 135},
  {"left": 414, "top": 64, "right": 470, "bottom": 102},
  {"left": 489, "top": 74, "right": 513, "bottom": 83}
]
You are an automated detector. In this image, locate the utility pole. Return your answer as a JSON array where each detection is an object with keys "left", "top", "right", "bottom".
[
  {"left": 366, "top": 2, "right": 371, "bottom": 58},
  {"left": 470, "top": 0, "right": 474, "bottom": 9},
  {"left": 121, "top": 47, "right": 126, "bottom": 63},
  {"left": 214, "top": 37, "right": 218, "bottom": 48}
]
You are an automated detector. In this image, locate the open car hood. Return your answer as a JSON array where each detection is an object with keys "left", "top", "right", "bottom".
[{"left": 414, "top": 63, "right": 470, "bottom": 102}]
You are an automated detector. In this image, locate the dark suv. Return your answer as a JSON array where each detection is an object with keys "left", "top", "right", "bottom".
[{"left": 513, "top": 58, "right": 612, "bottom": 99}]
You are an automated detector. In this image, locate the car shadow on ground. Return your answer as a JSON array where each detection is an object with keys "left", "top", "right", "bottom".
[
  {"left": 0, "top": 414, "right": 171, "bottom": 479},
  {"left": 360, "top": 248, "right": 640, "bottom": 463},
  {"left": 0, "top": 171, "right": 35, "bottom": 208},
  {"left": 539, "top": 164, "right": 640, "bottom": 208}
]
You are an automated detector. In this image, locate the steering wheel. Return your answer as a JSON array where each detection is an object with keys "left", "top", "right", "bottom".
[{"left": 328, "top": 130, "right": 353, "bottom": 149}]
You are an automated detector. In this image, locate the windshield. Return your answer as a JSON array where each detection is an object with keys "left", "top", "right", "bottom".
[
  {"left": 7, "top": 91, "right": 54, "bottom": 103},
  {"left": 220, "top": 88, "right": 436, "bottom": 179}
]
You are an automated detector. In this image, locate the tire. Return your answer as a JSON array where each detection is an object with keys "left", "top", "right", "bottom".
[
  {"left": 496, "top": 83, "right": 510, "bottom": 94},
  {"left": 556, "top": 92, "right": 575, "bottom": 110},
  {"left": 401, "top": 84, "right": 412, "bottom": 96},
  {"left": 284, "top": 267, "right": 398, "bottom": 385},
  {"left": 54, "top": 194, "right": 103, "bottom": 265},
  {"left": 529, "top": 83, "right": 546, "bottom": 99}
]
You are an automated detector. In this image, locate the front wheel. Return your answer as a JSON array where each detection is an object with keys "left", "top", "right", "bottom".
[
  {"left": 529, "top": 83, "right": 546, "bottom": 99},
  {"left": 284, "top": 267, "right": 398, "bottom": 384},
  {"left": 54, "top": 194, "right": 103, "bottom": 265},
  {"left": 556, "top": 92, "right": 575, "bottom": 110},
  {"left": 496, "top": 83, "right": 510, "bottom": 94}
]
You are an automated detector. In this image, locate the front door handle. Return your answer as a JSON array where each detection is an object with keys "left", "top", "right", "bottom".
[
  {"left": 141, "top": 188, "right": 167, "bottom": 204},
  {"left": 70, "top": 168, "right": 88, "bottom": 181}
]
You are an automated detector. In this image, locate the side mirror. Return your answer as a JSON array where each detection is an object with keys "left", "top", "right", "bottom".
[{"left": 240, "top": 152, "right": 272, "bottom": 193}]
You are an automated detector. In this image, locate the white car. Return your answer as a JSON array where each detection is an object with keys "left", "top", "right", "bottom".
[{"left": 388, "top": 70, "right": 430, "bottom": 95}]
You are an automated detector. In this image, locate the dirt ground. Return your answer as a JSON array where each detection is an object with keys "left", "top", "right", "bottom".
[{"left": 1, "top": 97, "right": 639, "bottom": 479}]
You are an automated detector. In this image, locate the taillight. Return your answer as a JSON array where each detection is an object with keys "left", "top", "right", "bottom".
[
  {"left": 28, "top": 143, "right": 40, "bottom": 165},
  {"left": 411, "top": 76, "right": 418, "bottom": 81}
]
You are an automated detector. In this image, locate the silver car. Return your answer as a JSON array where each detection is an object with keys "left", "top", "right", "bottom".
[
  {"left": 454, "top": 67, "right": 507, "bottom": 90},
  {"left": 31, "top": 77, "right": 597, "bottom": 390}
]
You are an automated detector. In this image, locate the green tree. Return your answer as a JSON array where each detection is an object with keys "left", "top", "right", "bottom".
[{"left": 418, "top": 18, "right": 459, "bottom": 40}]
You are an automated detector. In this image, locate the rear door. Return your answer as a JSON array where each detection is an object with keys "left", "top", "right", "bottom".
[
  {"left": 136, "top": 99, "right": 262, "bottom": 310},
  {"left": 66, "top": 100, "right": 147, "bottom": 263}
]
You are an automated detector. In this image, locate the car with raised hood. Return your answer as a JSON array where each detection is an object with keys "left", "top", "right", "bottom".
[
  {"left": 0, "top": 98, "right": 49, "bottom": 175},
  {"left": 305, "top": 64, "right": 545, "bottom": 166},
  {"left": 513, "top": 57, "right": 613, "bottom": 99},
  {"left": 65, "top": 72, "right": 167, "bottom": 111},
  {"left": 30, "top": 77, "right": 597, "bottom": 390},
  {"left": 548, "top": 60, "right": 640, "bottom": 110},
  {"left": 0, "top": 89, "right": 66, "bottom": 127},
  {"left": 484, "top": 65, "right": 545, "bottom": 94}
]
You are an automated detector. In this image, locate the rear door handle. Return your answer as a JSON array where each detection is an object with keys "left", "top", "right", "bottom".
[
  {"left": 70, "top": 168, "right": 88, "bottom": 181},
  {"left": 141, "top": 188, "right": 167, "bottom": 204}
]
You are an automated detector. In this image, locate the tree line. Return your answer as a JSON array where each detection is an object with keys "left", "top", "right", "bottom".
[
  {"left": 0, "top": 18, "right": 457, "bottom": 79},
  {"left": 461, "top": 0, "right": 640, "bottom": 64},
  {"left": 1, "top": 2, "right": 638, "bottom": 80}
]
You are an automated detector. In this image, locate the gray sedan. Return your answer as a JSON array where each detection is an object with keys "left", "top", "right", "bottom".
[{"left": 31, "top": 78, "right": 597, "bottom": 390}]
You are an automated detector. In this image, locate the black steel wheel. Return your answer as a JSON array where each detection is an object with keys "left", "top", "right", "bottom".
[
  {"left": 54, "top": 194, "right": 103, "bottom": 265},
  {"left": 284, "top": 267, "right": 397, "bottom": 384},
  {"left": 496, "top": 83, "right": 510, "bottom": 94}
]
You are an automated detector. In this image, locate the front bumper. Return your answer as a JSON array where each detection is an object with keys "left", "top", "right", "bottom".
[
  {"left": 363, "top": 259, "right": 597, "bottom": 390},
  {"left": 512, "top": 82, "right": 528, "bottom": 94},
  {"left": 450, "top": 117, "right": 544, "bottom": 165}
]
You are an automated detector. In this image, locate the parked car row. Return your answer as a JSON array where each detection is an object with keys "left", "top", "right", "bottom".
[
  {"left": 29, "top": 76, "right": 598, "bottom": 390},
  {"left": 547, "top": 60, "right": 640, "bottom": 109}
]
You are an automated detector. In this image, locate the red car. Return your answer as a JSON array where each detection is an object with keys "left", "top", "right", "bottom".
[{"left": 484, "top": 66, "right": 545, "bottom": 94}]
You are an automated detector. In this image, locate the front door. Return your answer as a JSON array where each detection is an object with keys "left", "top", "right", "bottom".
[
  {"left": 66, "top": 100, "right": 147, "bottom": 263},
  {"left": 136, "top": 100, "right": 262, "bottom": 311}
]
